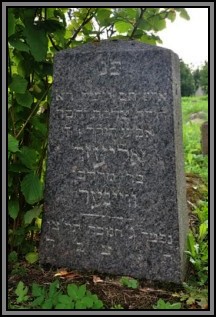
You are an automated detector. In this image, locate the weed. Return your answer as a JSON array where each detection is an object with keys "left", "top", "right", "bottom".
[
  {"left": 8, "top": 251, "right": 18, "bottom": 264},
  {"left": 180, "top": 283, "right": 208, "bottom": 309},
  {"left": 13, "top": 280, "right": 104, "bottom": 309},
  {"left": 120, "top": 276, "right": 139, "bottom": 289},
  {"left": 153, "top": 298, "right": 181, "bottom": 309},
  {"left": 15, "top": 281, "right": 29, "bottom": 303},
  {"left": 111, "top": 304, "right": 124, "bottom": 309}
]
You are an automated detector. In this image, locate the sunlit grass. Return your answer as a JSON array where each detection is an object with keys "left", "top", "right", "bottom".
[{"left": 182, "top": 96, "right": 208, "bottom": 183}]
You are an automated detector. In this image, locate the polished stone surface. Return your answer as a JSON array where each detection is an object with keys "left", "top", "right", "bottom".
[{"left": 39, "top": 40, "right": 188, "bottom": 283}]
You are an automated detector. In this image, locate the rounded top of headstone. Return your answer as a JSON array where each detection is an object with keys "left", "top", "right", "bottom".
[{"left": 55, "top": 39, "right": 177, "bottom": 57}]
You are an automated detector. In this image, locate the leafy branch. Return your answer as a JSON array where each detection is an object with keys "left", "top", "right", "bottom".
[
  {"left": 48, "top": 34, "right": 60, "bottom": 51},
  {"left": 129, "top": 8, "right": 147, "bottom": 39},
  {"left": 67, "top": 8, "right": 98, "bottom": 46},
  {"left": 15, "top": 86, "right": 51, "bottom": 139}
]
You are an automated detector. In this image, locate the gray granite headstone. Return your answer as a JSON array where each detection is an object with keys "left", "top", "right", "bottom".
[{"left": 39, "top": 40, "right": 188, "bottom": 283}]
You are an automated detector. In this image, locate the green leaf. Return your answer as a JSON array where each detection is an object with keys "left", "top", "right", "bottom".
[
  {"left": 32, "top": 283, "right": 45, "bottom": 297},
  {"left": 31, "top": 116, "right": 47, "bottom": 136},
  {"left": 42, "top": 299, "right": 53, "bottom": 309},
  {"left": 75, "top": 299, "right": 86, "bottom": 309},
  {"left": 8, "top": 10, "right": 15, "bottom": 37},
  {"left": 25, "top": 252, "right": 39, "bottom": 264},
  {"left": 9, "top": 74, "right": 28, "bottom": 93},
  {"left": 38, "top": 19, "right": 64, "bottom": 33},
  {"left": 120, "top": 8, "right": 138, "bottom": 19},
  {"left": 57, "top": 294, "right": 72, "bottom": 305},
  {"left": 8, "top": 251, "right": 18, "bottom": 263},
  {"left": 199, "top": 222, "right": 208, "bottom": 241},
  {"left": 17, "top": 59, "right": 33, "bottom": 77},
  {"left": 22, "top": 8, "right": 37, "bottom": 22},
  {"left": 15, "top": 281, "right": 29, "bottom": 303},
  {"left": 153, "top": 298, "right": 181, "bottom": 309},
  {"left": 67, "top": 284, "right": 78, "bottom": 299},
  {"left": 186, "top": 296, "right": 196, "bottom": 305},
  {"left": 167, "top": 10, "right": 176, "bottom": 22},
  {"left": 49, "top": 280, "right": 59, "bottom": 298},
  {"left": 77, "top": 284, "right": 86, "bottom": 299},
  {"left": 8, "top": 199, "right": 19, "bottom": 220},
  {"left": 9, "top": 163, "right": 30, "bottom": 173},
  {"left": 31, "top": 295, "right": 45, "bottom": 307},
  {"left": 9, "top": 38, "right": 30, "bottom": 52},
  {"left": 21, "top": 173, "right": 43, "bottom": 204},
  {"left": 120, "top": 277, "right": 139, "bottom": 289},
  {"left": 55, "top": 302, "right": 73, "bottom": 309},
  {"left": 115, "top": 21, "right": 133, "bottom": 33},
  {"left": 150, "top": 16, "right": 166, "bottom": 31},
  {"left": 24, "top": 206, "right": 42, "bottom": 224},
  {"left": 23, "top": 24, "right": 48, "bottom": 61},
  {"left": 96, "top": 9, "right": 111, "bottom": 26},
  {"left": 138, "top": 20, "right": 152, "bottom": 31},
  {"left": 18, "top": 146, "right": 39, "bottom": 169},
  {"left": 81, "top": 296, "right": 93, "bottom": 308},
  {"left": 179, "top": 8, "right": 190, "bottom": 20},
  {"left": 8, "top": 134, "right": 20, "bottom": 153},
  {"left": 93, "top": 298, "right": 104, "bottom": 309},
  {"left": 16, "top": 91, "right": 33, "bottom": 108},
  {"left": 187, "top": 230, "right": 196, "bottom": 258},
  {"left": 171, "top": 302, "right": 182, "bottom": 309},
  {"left": 140, "top": 33, "right": 157, "bottom": 45}
]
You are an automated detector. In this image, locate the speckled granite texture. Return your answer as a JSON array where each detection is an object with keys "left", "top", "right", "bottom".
[{"left": 39, "top": 40, "right": 188, "bottom": 283}]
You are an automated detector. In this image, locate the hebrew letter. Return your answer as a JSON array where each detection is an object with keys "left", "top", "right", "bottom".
[
  {"left": 79, "top": 189, "right": 89, "bottom": 204},
  {"left": 110, "top": 61, "right": 121, "bottom": 76}
]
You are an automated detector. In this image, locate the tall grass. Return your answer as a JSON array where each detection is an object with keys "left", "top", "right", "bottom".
[{"left": 182, "top": 96, "right": 208, "bottom": 183}]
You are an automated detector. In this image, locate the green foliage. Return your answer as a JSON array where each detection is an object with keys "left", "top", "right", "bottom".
[
  {"left": 182, "top": 96, "right": 208, "bottom": 286},
  {"left": 14, "top": 281, "right": 104, "bottom": 309},
  {"left": 182, "top": 96, "right": 208, "bottom": 122},
  {"left": 23, "top": 24, "right": 48, "bottom": 62},
  {"left": 8, "top": 251, "right": 18, "bottom": 264},
  {"left": 8, "top": 199, "right": 19, "bottom": 220},
  {"left": 153, "top": 298, "right": 181, "bottom": 309},
  {"left": 182, "top": 96, "right": 208, "bottom": 181},
  {"left": 11, "top": 263, "right": 27, "bottom": 277},
  {"left": 16, "top": 92, "right": 33, "bottom": 108},
  {"left": 199, "top": 61, "right": 208, "bottom": 94},
  {"left": 8, "top": 9, "right": 16, "bottom": 37},
  {"left": 180, "top": 60, "right": 195, "bottom": 96},
  {"left": 8, "top": 134, "right": 20, "bottom": 153},
  {"left": 180, "top": 283, "right": 208, "bottom": 308},
  {"left": 9, "top": 74, "right": 28, "bottom": 93},
  {"left": 111, "top": 304, "right": 124, "bottom": 309},
  {"left": 7, "top": 7, "right": 190, "bottom": 260},
  {"left": 24, "top": 206, "right": 42, "bottom": 224},
  {"left": 25, "top": 251, "right": 39, "bottom": 264},
  {"left": 193, "top": 68, "right": 201, "bottom": 90},
  {"left": 120, "top": 276, "right": 139, "bottom": 289},
  {"left": 192, "top": 62, "right": 208, "bottom": 95},
  {"left": 21, "top": 173, "right": 43, "bottom": 205},
  {"left": 186, "top": 228, "right": 208, "bottom": 285},
  {"left": 15, "top": 281, "right": 29, "bottom": 303}
]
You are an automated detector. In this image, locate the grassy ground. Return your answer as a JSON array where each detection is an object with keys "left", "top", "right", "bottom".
[{"left": 8, "top": 96, "right": 209, "bottom": 310}]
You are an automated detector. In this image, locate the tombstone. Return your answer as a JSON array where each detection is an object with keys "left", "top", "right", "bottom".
[
  {"left": 195, "top": 86, "right": 204, "bottom": 96},
  {"left": 201, "top": 121, "right": 208, "bottom": 155},
  {"left": 39, "top": 40, "right": 188, "bottom": 284}
]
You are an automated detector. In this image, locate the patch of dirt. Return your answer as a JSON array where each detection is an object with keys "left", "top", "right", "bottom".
[{"left": 8, "top": 263, "right": 186, "bottom": 310}]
